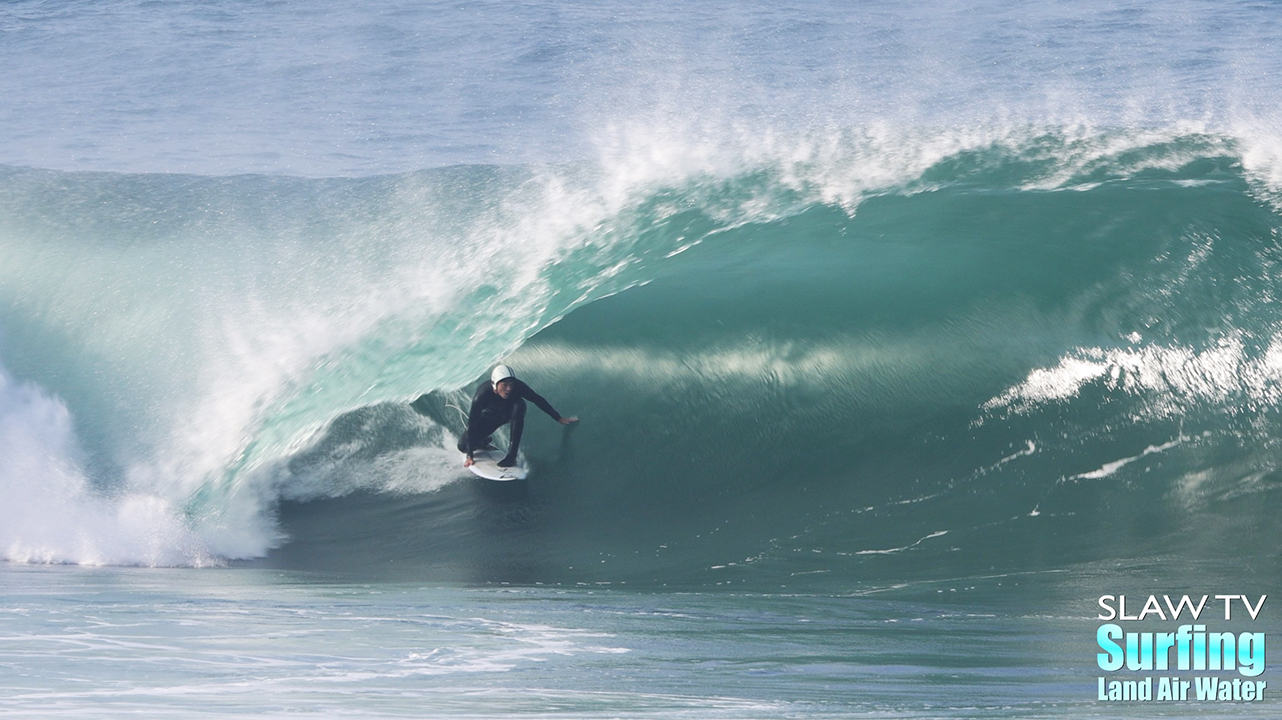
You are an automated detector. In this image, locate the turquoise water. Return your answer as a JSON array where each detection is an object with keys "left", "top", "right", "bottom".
[{"left": 2, "top": 0, "right": 1281, "bottom": 716}]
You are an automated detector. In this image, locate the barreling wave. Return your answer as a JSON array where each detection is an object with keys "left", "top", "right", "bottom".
[{"left": 2, "top": 124, "right": 1281, "bottom": 588}]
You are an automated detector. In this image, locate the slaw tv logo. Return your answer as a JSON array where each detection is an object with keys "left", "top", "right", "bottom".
[{"left": 1095, "top": 594, "right": 1267, "bottom": 703}]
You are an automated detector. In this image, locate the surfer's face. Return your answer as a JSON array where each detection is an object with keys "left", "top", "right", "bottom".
[{"left": 494, "top": 379, "right": 514, "bottom": 398}]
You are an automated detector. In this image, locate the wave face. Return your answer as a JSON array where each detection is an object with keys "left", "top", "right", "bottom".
[{"left": 3, "top": 128, "right": 1282, "bottom": 588}]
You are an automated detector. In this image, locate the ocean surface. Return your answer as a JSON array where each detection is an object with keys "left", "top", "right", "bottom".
[{"left": 2, "top": 0, "right": 1281, "bottom": 717}]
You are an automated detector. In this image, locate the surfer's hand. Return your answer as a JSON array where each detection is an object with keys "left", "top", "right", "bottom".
[
  {"left": 463, "top": 455, "right": 474, "bottom": 467},
  {"left": 559, "top": 416, "right": 578, "bottom": 425}
]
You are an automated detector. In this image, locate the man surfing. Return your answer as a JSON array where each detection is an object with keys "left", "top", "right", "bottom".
[{"left": 459, "top": 364, "right": 578, "bottom": 468}]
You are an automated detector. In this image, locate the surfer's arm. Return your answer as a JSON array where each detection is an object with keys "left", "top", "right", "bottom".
[{"left": 519, "top": 383, "right": 564, "bottom": 421}]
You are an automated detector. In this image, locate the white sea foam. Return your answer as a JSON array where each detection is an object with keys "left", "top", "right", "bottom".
[
  {"left": 855, "top": 530, "right": 949, "bottom": 555},
  {"left": 1063, "top": 436, "right": 1186, "bottom": 484},
  {"left": 0, "top": 364, "right": 213, "bottom": 566},
  {"left": 985, "top": 334, "right": 1282, "bottom": 418}
]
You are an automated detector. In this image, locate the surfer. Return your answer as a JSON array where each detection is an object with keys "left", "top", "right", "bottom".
[{"left": 459, "top": 364, "right": 577, "bottom": 468}]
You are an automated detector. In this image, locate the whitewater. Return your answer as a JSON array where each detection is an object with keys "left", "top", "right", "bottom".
[{"left": 3, "top": 0, "right": 1281, "bottom": 717}]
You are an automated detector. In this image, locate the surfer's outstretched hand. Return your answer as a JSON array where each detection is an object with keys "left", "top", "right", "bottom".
[{"left": 559, "top": 416, "right": 579, "bottom": 425}]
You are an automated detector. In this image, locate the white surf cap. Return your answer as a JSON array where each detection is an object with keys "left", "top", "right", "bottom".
[{"left": 491, "top": 364, "right": 515, "bottom": 385}]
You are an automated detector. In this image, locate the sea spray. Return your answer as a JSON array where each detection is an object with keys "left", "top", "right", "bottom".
[{"left": 0, "top": 363, "right": 212, "bottom": 565}]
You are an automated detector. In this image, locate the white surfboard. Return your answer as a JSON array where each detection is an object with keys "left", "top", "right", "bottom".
[{"left": 465, "top": 448, "right": 528, "bottom": 481}]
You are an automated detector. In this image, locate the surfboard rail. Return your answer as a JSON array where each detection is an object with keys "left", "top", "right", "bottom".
[{"left": 465, "top": 448, "right": 528, "bottom": 481}]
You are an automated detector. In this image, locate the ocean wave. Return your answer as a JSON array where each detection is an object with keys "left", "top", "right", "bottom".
[{"left": 2, "top": 126, "right": 1281, "bottom": 579}]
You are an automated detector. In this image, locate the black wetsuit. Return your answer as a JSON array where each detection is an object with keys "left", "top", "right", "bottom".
[{"left": 457, "top": 378, "right": 562, "bottom": 462}]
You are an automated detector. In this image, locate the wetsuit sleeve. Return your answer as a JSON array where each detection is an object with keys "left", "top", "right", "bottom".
[{"left": 518, "top": 381, "right": 562, "bottom": 420}]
